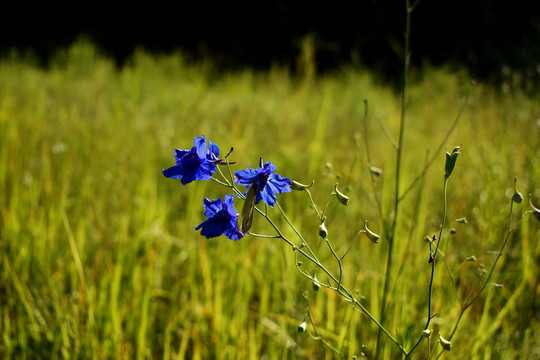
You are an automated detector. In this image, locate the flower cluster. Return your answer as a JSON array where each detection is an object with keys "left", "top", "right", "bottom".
[{"left": 163, "top": 135, "right": 292, "bottom": 240}]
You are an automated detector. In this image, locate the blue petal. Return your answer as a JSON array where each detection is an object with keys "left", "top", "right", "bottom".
[
  {"left": 259, "top": 185, "right": 277, "bottom": 207},
  {"left": 267, "top": 174, "right": 292, "bottom": 195},
  {"left": 193, "top": 136, "right": 207, "bottom": 159},
  {"left": 174, "top": 149, "right": 190, "bottom": 165},
  {"left": 180, "top": 169, "right": 198, "bottom": 185},
  {"left": 234, "top": 167, "right": 260, "bottom": 186},
  {"left": 202, "top": 197, "right": 223, "bottom": 218},
  {"left": 195, "top": 160, "right": 216, "bottom": 181},
  {"left": 208, "top": 141, "right": 220, "bottom": 160},
  {"left": 224, "top": 218, "right": 244, "bottom": 240},
  {"left": 223, "top": 194, "right": 237, "bottom": 215},
  {"left": 163, "top": 165, "right": 184, "bottom": 179},
  {"left": 263, "top": 162, "right": 277, "bottom": 174},
  {"left": 181, "top": 152, "right": 202, "bottom": 171},
  {"left": 195, "top": 217, "right": 230, "bottom": 238}
]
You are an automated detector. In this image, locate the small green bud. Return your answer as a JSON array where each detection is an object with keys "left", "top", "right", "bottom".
[
  {"left": 290, "top": 179, "right": 315, "bottom": 191},
  {"left": 465, "top": 255, "right": 477, "bottom": 262},
  {"left": 297, "top": 261, "right": 303, "bottom": 266},
  {"left": 422, "top": 329, "right": 432, "bottom": 338},
  {"left": 312, "top": 274, "right": 321, "bottom": 291},
  {"left": 319, "top": 217, "right": 328, "bottom": 239},
  {"left": 529, "top": 194, "right": 540, "bottom": 222},
  {"left": 456, "top": 217, "right": 468, "bottom": 224},
  {"left": 362, "top": 220, "right": 380, "bottom": 244},
  {"left": 297, "top": 320, "right": 307, "bottom": 333},
  {"left": 334, "top": 183, "right": 350, "bottom": 205},
  {"left": 424, "top": 235, "right": 432, "bottom": 243},
  {"left": 512, "top": 178, "right": 523, "bottom": 203},
  {"left": 450, "top": 228, "right": 456, "bottom": 235},
  {"left": 439, "top": 334, "right": 452, "bottom": 350},
  {"left": 444, "top": 146, "right": 460, "bottom": 178}
]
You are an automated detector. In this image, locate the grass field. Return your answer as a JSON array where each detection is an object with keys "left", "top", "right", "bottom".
[{"left": 1, "top": 39, "right": 539, "bottom": 359}]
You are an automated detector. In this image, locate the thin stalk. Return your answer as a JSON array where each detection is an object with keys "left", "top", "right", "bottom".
[
  {"left": 377, "top": 0, "right": 412, "bottom": 355},
  {"left": 406, "top": 177, "right": 449, "bottom": 357}
]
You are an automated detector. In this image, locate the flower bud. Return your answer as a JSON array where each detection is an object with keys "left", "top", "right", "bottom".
[
  {"left": 439, "top": 334, "right": 452, "bottom": 350},
  {"left": 297, "top": 320, "right": 307, "bottom": 333},
  {"left": 290, "top": 179, "right": 315, "bottom": 191},
  {"left": 444, "top": 146, "right": 460, "bottom": 178},
  {"left": 450, "top": 228, "right": 456, "bottom": 235},
  {"left": 422, "top": 329, "right": 432, "bottom": 338},
  {"left": 334, "top": 183, "right": 349, "bottom": 205},
  {"left": 362, "top": 220, "right": 380, "bottom": 244},
  {"left": 464, "top": 255, "right": 477, "bottom": 262},
  {"left": 529, "top": 194, "right": 540, "bottom": 222},
  {"left": 312, "top": 274, "right": 321, "bottom": 291},
  {"left": 456, "top": 217, "right": 468, "bottom": 224},
  {"left": 319, "top": 217, "right": 328, "bottom": 239}
]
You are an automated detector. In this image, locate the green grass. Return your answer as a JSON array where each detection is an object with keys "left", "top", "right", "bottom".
[{"left": 0, "top": 39, "right": 539, "bottom": 359}]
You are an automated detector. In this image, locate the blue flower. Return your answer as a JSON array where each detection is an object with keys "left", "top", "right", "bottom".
[
  {"left": 234, "top": 161, "right": 292, "bottom": 207},
  {"left": 195, "top": 195, "right": 245, "bottom": 240},
  {"left": 163, "top": 135, "right": 220, "bottom": 185}
]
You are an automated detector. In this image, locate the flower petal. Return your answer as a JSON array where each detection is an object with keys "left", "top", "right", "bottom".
[
  {"left": 207, "top": 140, "right": 220, "bottom": 160},
  {"left": 202, "top": 197, "right": 223, "bottom": 218},
  {"left": 259, "top": 185, "right": 278, "bottom": 207},
  {"left": 195, "top": 214, "right": 231, "bottom": 238},
  {"left": 163, "top": 164, "right": 184, "bottom": 179},
  {"left": 263, "top": 161, "right": 277, "bottom": 174},
  {"left": 195, "top": 160, "right": 216, "bottom": 181},
  {"left": 193, "top": 135, "right": 207, "bottom": 159},
  {"left": 234, "top": 167, "right": 259, "bottom": 186},
  {"left": 267, "top": 174, "right": 292, "bottom": 195},
  {"left": 174, "top": 149, "right": 190, "bottom": 165},
  {"left": 180, "top": 169, "right": 198, "bottom": 185}
]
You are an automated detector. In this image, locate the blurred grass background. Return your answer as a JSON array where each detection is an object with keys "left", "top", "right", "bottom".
[{"left": 0, "top": 39, "right": 539, "bottom": 359}]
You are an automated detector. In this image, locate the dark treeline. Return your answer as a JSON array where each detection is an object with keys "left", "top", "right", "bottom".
[{"left": 2, "top": 1, "right": 539, "bottom": 84}]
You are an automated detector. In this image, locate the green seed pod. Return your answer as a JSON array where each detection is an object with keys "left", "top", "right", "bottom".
[
  {"left": 334, "top": 183, "right": 350, "bottom": 205},
  {"left": 512, "top": 178, "right": 523, "bottom": 203},
  {"left": 290, "top": 179, "right": 315, "bottom": 191},
  {"left": 312, "top": 274, "right": 321, "bottom": 291},
  {"left": 319, "top": 217, "right": 328, "bottom": 239},
  {"left": 456, "top": 217, "right": 468, "bottom": 224},
  {"left": 529, "top": 194, "right": 540, "bottom": 222},
  {"left": 369, "top": 166, "right": 383, "bottom": 176},
  {"left": 439, "top": 334, "right": 452, "bottom": 350},
  {"left": 297, "top": 320, "right": 307, "bottom": 333},
  {"left": 362, "top": 220, "right": 380, "bottom": 244},
  {"left": 444, "top": 146, "right": 460, "bottom": 178},
  {"left": 422, "top": 329, "right": 432, "bottom": 338},
  {"left": 450, "top": 228, "right": 456, "bottom": 235},
  {"left": 465, "top": 255, "right": 477, "bottom": 262}
]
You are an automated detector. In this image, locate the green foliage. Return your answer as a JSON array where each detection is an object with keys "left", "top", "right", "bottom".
[{"left": 0, "top": 40, "right": 539, "bottom": 359}]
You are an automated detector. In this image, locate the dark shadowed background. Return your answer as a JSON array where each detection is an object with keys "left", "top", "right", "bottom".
[{"left": 2, "top": 1, "right": 540, "bottom": 83}]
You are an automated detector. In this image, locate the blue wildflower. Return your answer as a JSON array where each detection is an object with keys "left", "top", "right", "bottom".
[
  {"left": 163, "top": 135, "right": 220, "bottom": 185},
  {"left": 234, "top": 161, "right": 292, "bottom": 207},
  {"left": 195, "top": 195, "right": 245, "bottom": 240}
]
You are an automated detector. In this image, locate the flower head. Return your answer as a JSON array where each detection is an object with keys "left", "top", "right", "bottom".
[
  {"left": 195, "top": 195, "right": 245, "bottom": 240},
  {"left": 234, "top": 161, "right": 292, "bottom": 207},
  {"left": 163, "top": 135, "right": 220, "bottom": 185}
]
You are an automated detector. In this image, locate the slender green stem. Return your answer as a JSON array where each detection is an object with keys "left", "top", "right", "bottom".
[
  {"left": 406, "top": 177, "right": 448, "bottom": 357},
  {"left": 448, "top": 199, "right": 515, "bottom": 340},
  {"left": 276, "top": 201, "right": 319, "bottom": 262},
  {"left": 377, "top": 1, "right": 412, "bottom": 356}
]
